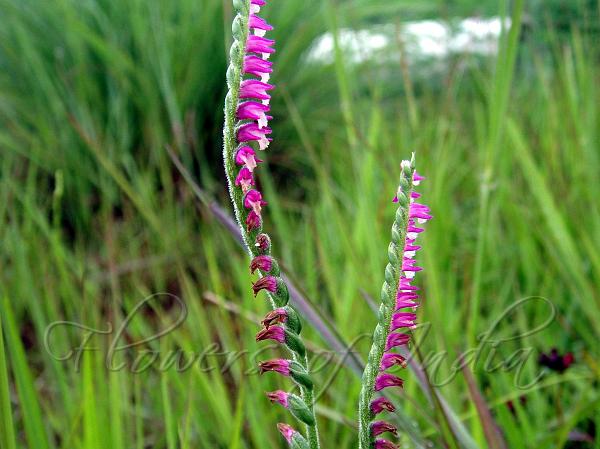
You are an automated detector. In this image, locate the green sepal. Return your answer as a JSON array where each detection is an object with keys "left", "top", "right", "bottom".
[
  {"left": 287, "top": 394, "right": 316, "bottom": 426},
  {"left": 232, "top": 0, "right": 247, "bottom": 13},
  {"left": 232, "top": 14, "right": 244, "bottom": 40},
  {"left": 289, "top": 361, "right": 313, "bottom": 390},
  {"left": 290, "top": 432, "right": 310, "bottom": 449},
  {"left": 273, "top": 278, "right": 290, "bottom": 307},
  {"left": 283, "top": 306, "right": 302, "bottom": 334},
  {"left": 284, "top": 330, "right": 306, "bottom": 358}
]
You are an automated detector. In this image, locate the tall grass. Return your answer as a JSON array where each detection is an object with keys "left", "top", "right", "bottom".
[{"left": 0, "top": 0, "right": 599, "bottom": 448}]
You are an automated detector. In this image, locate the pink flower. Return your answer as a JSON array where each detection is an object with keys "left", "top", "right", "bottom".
[
  {"left": 255, "top": 325, "right": 285, "bottom": 343},
  {"left": 250, "top": 255, "right": 273, "bottom": 273},
  {"left": 409, "top": 203, "right": 432, "bottom": 221},
  {"left": 239, "top": 80, "right": 274, "bottom": 100},
  {"left": 259, "top": 359, "right": 290, "bottom": 376},
  {"left": 371, "top": 397, "right": 396, "bottom": 414},
  {"left": 234, "top": 167, "right": 254, "bottom": 193},
  {"left": 236, "top": 101, "right": 271, "bottom": 128},
  {"left": 380, "top": 353, "right": 407, "bottom": 370},
  {"left": 374, "top": 374, "right": 404, "bottom": 391},
  {"left": 277, "top": 423, "right": 295, "bottom": 444},
  {"left": 246, "top": 35, "right": 276, "bottom": 55},
  {"left": 261, "top": 308, "right": 288, "bottom": 328},
  {"left": 401, "top": 258, "right": 422, "bottom": 272},
  {"left": 375, "top": 439, "right": 398, "bottom": 449},
  {"left": 252, "top": 275, "right": 277, "bottom": 296},
  {"left": 237, "top": 122, "right": 272, "bottom": 150},
  {"left": 249, "top": 14, "right": 273, "bottom": 32},
  {"left": 235, "top": 146, "right": 263, "bottom": 172},
  {"left": 371, "top": 421, "right": 398, "bottom": 437},
  {"left": 243, "top": 55, "right": 272, "bottom": 77},
  {"left": 391, "top": 312, "right": 416, "bottom": 330},
  {"left": 385, "top": 333, "right": 410, "bottom": 351},
  {"left": 244, "top": 190, "right": 267, "bottom": 214},
  {"left": 266, "top": 390, "right": 289, "bottom": 408}
]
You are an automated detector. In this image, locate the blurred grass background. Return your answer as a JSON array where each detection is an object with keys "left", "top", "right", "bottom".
[{"left": 0, "top": 0, "right": 599, "bottom": 448}]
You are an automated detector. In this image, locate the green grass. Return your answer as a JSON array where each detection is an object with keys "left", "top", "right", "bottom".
[{"left": 1, "top": 0, "right": 599, "bottom": 448}]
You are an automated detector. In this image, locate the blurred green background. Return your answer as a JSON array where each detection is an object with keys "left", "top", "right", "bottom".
[{"left": 0, "top": 0, "right": 599, "bottom": 448}]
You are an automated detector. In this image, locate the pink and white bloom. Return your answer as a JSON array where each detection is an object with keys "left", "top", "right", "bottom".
[
  {"left": 380, "top": 353, "right": 407, "bottom": 370},
  {"left": 234, "top": 167, "right": 254, "bottom": 193},
  {"left": 235, "top": 146, "right": 262, "bottom": 171},
  {"left": 244, "top": 189, "right": 267, "bottom": 214},
  {"left": 237, "top": 122, "right": 272, "bottom": 150},
  {"left": 385, "top": 333, "right": 410, "bottom": 351}
]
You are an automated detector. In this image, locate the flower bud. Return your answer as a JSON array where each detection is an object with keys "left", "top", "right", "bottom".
[
  {"left": 255, "top": 233, "right": 271, "bottom": 254},
  {"left": 288, "top": 360, "right": 313, "bottom": 390},
  {"left": 277, "top": 423, "right": 310, "bottom": 449},
  {"left": 266, "top": 390, "right": 289, "bottom": 408},
  {"left": 287, "top": 394, "right": 316, "bottom": 426}
]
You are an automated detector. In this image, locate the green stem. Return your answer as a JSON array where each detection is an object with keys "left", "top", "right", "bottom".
[{"left": 357, "top": 159, "right": 415, "bottom": 449}]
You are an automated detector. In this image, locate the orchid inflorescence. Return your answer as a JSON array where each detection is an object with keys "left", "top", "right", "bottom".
[
  {"left": 222, "top": 0, "right": 319, "bottom": 448},
  {"left": 221, "top": 1, "right": 430, "bottom": 448}
]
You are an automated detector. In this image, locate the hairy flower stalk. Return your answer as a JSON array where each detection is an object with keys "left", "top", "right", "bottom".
[
  {"left": 357, "top": 156, "right": 432, "bottom": 449},
  {"left": 221, "top": 1, "right": 319, "bottom": 447}
]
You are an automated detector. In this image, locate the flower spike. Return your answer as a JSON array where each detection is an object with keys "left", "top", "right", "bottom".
[
  {"left": 358, "top": 156, "right": 431, "bottom": 448},
  {"left": 221, "top": 1, "right": 320, "bottom": 446}
]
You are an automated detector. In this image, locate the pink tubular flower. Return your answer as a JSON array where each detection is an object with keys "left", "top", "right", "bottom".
[
  {"left": 261, "top": 308, "right": 288, "bottom": 328},
  {"left": 391, "top": 312, "right": 416, "bottom": 330},
  {"left": 244, "top": 189, "right": 267, "bottom": 214},
  {"left": 371, "top": 397, "right": 396, "bottom": 414},
  {"left": 237, "top": 122, "right": 272, "bottom": 150},
  {"left": 380, "top": 353, "right": 407, "bottom": 370},
  {"left": 246, "top": 35, "right": 276, "bottom": 55},
  {"left": 402, "top": 258, "right": 422, "bottom": 272},
  {"left": 239, "top": 79, "right": 274, "bottom": 100},
  {"left": 409, "top": 203, "right": 432, "bottom": 221},
  {"left": 243, "top": 55, "right": 273, "bottom": 80},
  {"left": 371, "top": 421, "right": 398, "bottom": 437},
  {"left": 235, "top": 146, "right": 263, "bottom": 172},
  {"left": 249, "top": 14, "right": 273, "bottom": 32},
  {"left": 245, "top": 210, "right": 261, "bottom": 231},
  {"left": 236, "top": 101, "right": 271, "bottom": 128},
  {"left": 375, "top": 374, "right": 404, "bottom": 391},
  {"left": 266, "top": 390, "right": 289, "bottom": 407},
  {"left": 277, "top": 423, "right": 295, "bottom": 444},
  {"left": 375, "top": 439, "right": 398, "bottom": 449},
  {"left": 256, "top": 325, "right": 285, "bottom": 343},
  {"left": 385, "top": 333, "right": 410, "bottom": 351},
  {"left": 259, "top": 359, "right": 290, "bottom": 376},
  {"left": 235, "top": 167, "right": 254, "bottom": 193},
  {"left": 252, "top": 275, "right": 277, "bottom": 296},
  {"left": 250, "top": 255, "right": 273, "bottom": 273}
]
